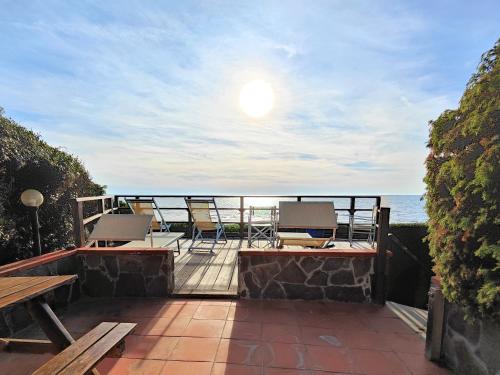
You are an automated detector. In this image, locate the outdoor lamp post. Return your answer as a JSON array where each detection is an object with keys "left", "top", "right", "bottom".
[{"left": 21, "top": 189, "right": 44, "bottom": 257}]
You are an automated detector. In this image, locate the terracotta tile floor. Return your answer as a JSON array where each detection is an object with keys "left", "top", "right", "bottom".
[{"left": 0, "top": 298, "right": 452, "bottom": 374}]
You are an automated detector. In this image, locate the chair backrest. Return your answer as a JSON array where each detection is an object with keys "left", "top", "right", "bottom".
[
  {"left": 88, "top": 214, "right": 153, "bottom": 242},
  {"left": 185, "top": 198, "right": 221, "bottom": 231},
  {"left": 126, "top": 198, "right": 167, "bottom": 231},
  {"left": 278, "top": 201, "right": 337, "bottom": 229}
]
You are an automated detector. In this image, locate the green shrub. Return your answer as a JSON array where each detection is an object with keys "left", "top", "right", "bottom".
[
  {"left": 0, "top": 108, "right": 105, "bottom": 264},
  {"left": 424, "top": 40, "right": 500, "bottom": 319}
]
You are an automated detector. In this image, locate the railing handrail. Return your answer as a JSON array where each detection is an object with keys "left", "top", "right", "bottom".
[
  {"left": 115, "top": 194, "right": 382, "bottom": 198},
  {"left": 75, "top": 195, "right": 114, "bottom": 202}
]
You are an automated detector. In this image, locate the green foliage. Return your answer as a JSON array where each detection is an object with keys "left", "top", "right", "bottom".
[
  {"left": 424, "top": 40, "right": 500, "bottom": 319},
  {"left": 0, "top": 108, "right": 105, "bottom": 264}
]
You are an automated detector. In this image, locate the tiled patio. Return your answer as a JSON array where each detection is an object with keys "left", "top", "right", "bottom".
[{"left": 1, "top": 298, "right": 451, "bottom": 374}]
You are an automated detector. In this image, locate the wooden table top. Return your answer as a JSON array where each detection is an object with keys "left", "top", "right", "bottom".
[{"left": 0, "top": 275, "right": 77, "bottom": 310}]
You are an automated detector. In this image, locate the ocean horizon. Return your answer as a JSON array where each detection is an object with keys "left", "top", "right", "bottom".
[{"left": 128, "top": 194, "right": 427, "bottom": 224}]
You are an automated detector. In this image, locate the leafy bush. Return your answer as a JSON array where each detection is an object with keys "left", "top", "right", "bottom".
[
  {"left": 0, "top": 108, "right": 105, "bottom": 264},
  {"left": 424, "top": 40, "right": 500, "bottom": 319}
]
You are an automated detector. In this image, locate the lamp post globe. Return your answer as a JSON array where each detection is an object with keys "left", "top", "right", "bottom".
[
  {"left": 21, "top": 189, "right": 44, "bottom": 256},
  {"left": 21, "top": 189, "right": 44, "bottom": 208}
]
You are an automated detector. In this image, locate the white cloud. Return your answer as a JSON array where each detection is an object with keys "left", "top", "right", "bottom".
[{"left": 0, "top": 1, "right": 463, "bottom": 195}]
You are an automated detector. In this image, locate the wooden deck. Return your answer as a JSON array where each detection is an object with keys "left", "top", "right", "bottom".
[
  {"left": 173, "top": 238, "right": 240, "bottom": 296},
  {"left": 172, "top": 238, "right": 373, "bottom": 297}
]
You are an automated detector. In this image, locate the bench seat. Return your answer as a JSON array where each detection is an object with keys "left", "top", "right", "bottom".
[{"left": 32, "top": 322, "right": 136, "bottom": 375}]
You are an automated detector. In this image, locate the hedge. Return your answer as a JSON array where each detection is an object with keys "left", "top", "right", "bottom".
[
  {"left": 424, "top": 40, "right": 500, "bottom": 319},
  {"left": 0, "top": 108, "right": 105, "bottom": 264}
]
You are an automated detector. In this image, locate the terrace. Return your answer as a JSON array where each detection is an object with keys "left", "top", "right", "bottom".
[{"left": 0, "top": 194, "right": 451, "bottom": 374}]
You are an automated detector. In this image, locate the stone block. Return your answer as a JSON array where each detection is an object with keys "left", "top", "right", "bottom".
[
  {"left": 85, "top": 255, "right": 102, "bottom": 269},
  {"left": 275, "top": 261, "right": 307, "bottom": 284},
  {"left": 322, "top": 257, "right": 351, "bottom": 271},
  {"left": 306, "top": 270, "right": 328, "bottom": 286},
  {"left": 143, "top": 256, "right": 163, "bottom": 276},
  {"left": 352, "top": 258, "right": 372, "bottom": 277},
  {"left": 83, "top": 269, "right": 114, "bottom": 297},
  {"left": 281, "top": 283, "right": 324, "bottom": 300},
  {"left": 300, "top": 257, "right": 322, "bottom": 273},
  {"left": 478, "top": 318, "right": 500, "bottom": 375},
  {"left": 263, "top": 280, "right": 286, "bottom": 299},
  {"left": 116, "top": 273, "right": 146, "bottom": 297},
  {"left": 250, "top": 255, "right": 275, "bottom": 266},
  {"left": 253, "top": 262, "right": 280, "bottom": 287},
  {"left": 103, "top": 256, "right": 119, "bottom": 279},
  {"left": 328, "top": 270, "right": 355, "bottom": 285},
  {"left": 56, "top": 256, "right": 78, "bottom": 275},
  {"left": 118, "top": 256, "right": 143, "bottom": 273},
  {"left": 243, "top": 272, "right": 261, "bottom": 298}
]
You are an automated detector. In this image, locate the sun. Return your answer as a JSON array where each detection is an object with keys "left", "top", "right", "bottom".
[{"left": 239, "top": 80, "right": 274, "bottom": 118}]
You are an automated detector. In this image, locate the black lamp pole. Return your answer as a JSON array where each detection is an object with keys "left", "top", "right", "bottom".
[
  {"left": 29, "top": 206, "right": 42, "bottom": 256},
  {"left": 21, "top": 189, "right": 44, "bottom": 258}
]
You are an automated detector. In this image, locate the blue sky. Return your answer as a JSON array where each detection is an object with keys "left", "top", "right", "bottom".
[{"left": 1, "top": 1, "right": 498, "bottom": 195}]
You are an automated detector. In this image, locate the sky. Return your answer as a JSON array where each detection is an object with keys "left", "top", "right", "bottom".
[{"left": 0, "top": 1, "right": 498, "bottom": 195}]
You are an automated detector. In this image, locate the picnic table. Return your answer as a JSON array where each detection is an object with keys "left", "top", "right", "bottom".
[
  {"left": 0, "top": 275, "right": 78, "bottom": 351},
  {"left": 0, "top": 275, "right": 136, "bottom": 375}
]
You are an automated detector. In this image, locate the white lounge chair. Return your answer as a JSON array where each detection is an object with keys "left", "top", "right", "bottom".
[
  {"left": 276, "top": 201, "right": 338, "bottom": 248},
  {"left": 88, "top": 214, "right": 183, "bottom": 253}
]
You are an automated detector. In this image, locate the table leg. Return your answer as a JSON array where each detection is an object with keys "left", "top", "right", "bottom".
[{"left": 25, "top": 297, "right": 74, "bottom": 351}]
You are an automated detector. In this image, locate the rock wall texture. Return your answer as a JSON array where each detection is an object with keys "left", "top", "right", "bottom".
[
  {"left": 441, "top": 303, "right": 499, "bottom": 375},
  {"left": 78, "top": 253, "right": 174, "bottom": 298},
  {"left": 239, "top": 255, "right": 373, "bottom": 302}
]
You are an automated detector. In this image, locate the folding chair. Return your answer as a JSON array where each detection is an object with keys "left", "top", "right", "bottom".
[
  {"left": 185, "top": 198, "right": 227, "bottom": 253},
  {"left": 348, "top": 205, "right": 377, "bottom": 247},
  {"left": 126, "top": 198, "right": 170, "bottom": 232},
  {"left": 247, "top": 206, "right": 277, "bottom": 248}
]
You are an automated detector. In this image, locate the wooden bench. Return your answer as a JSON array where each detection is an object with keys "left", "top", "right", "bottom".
[{"left": 32, "top": 322, "right": 136, "bottom": 375}]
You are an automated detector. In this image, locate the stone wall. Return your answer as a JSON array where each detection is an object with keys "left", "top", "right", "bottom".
[
  {"left": 441, "top": 304, "right": 499, "bottom": 375},
  {"left": 239, "top": 254, "right": 374, "bottom": 302},
  {"left": 426, "top": 277, "right": 499, "bottom": 375},
  {"left": 78, "top": 252, "right": 174, "bottom": 298}
]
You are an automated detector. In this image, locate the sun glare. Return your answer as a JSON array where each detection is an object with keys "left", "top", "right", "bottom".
[{"left": 239, "top": 80, "right": 274, "bottom": 118}]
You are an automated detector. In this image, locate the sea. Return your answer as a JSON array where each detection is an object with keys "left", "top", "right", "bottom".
[{"left": 149, "top": 195, "right": 427, "bottom": 224}]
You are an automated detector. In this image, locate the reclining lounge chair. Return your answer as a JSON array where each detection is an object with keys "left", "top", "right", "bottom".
[
  {"left": 185, "top": 197, "right": 227, "bottom": 253},
  {"left": 88, "top": 214, "right": 183, "bottom": 254},
  {"left": 276, "top": 201, "right": 338, "bottom": 248}
]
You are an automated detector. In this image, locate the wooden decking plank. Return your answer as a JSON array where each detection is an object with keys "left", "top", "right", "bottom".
[
  {"left": 0, "top": 277, "right": 53, "bottom": 298},
  {"left": 32, "top": 322, "right": 118, "bottom": 375},
  {"left": 213, "top": 241, "right": 239, "bottom": 291},
  {"left": 58, "top": 323, "right": 136, "bottom": 375},
  {"left": 197, "top": 245, "right": 231, "bottom": 290},
  {"left": 174, "top": 251, "right": 213, "bottom": 290},
  {"left": 0, "top": 275, "right": 77, "bottom": 310},
  {"left": 181, "top": 243, "right": 225, "bottom": 290},
  {"left": 230, "top": 259, "right": 239, "bottom": 291}
]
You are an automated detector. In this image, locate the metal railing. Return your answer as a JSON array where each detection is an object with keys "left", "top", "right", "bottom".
[{"left": 113, "top": 194, "right": 382, "bottom": 238}]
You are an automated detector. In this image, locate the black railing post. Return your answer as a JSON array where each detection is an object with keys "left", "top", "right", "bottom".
[
  {"left": 187, "top": 196, "right": 192, "bottom": 237},
  {"left": 374, "top": 207, "right": 390, "bottom": 305},
  {"left": 239, "top": 196, "right": 244, "bottom": 240}
]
